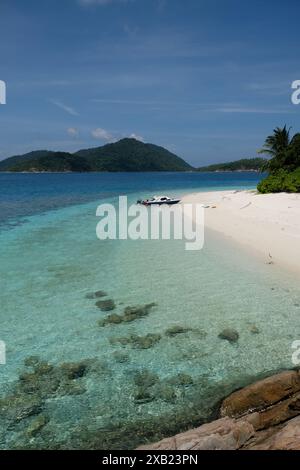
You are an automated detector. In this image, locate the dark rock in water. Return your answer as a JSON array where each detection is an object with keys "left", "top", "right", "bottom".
[
  {"left": 60, "top": 361, "right": 89, "bottom": 380},
  {"left": 95, "top": 290, "right": 107, "bottom": 298},
  {"left": 24, "top": 356, "right": 41, "bottom": 368},
  {"left": 98, "top": 313, "right": 123, "bottom": 327},
  {"left": 112, "top": 351, "right": 129, "bottom": 363},
  {"left": 134, "top": 370, "right": 159, "bottom": 388},
  {"left": 218, "top": 329, "right": 239, "bottom": 343},
  {"left": 98, "top": 302, "right": 157, "bottom": 327},
  {"left": 34, "top": 361, "right": 54, "bottom": 376},
  {"left": 165, "top": 326, "right": 207, "bottom": 338},
  {"left": 154, "top": 384, "right": 176, "bottom": 403},
  {"left": 168, "top": 373, "right": 194, "bottom": 387},
  {"left": 134, "top": 387, "right": 154, "bottom": 403},
  {"left": 95, "top": 299, "right": 116, "bottom": 311},
  {"left": 19, "top": 369, "right": 60, "bottom": 396},
  {"left": 0, "top": 395, "right": 43, "bottom": 423},
  {"left": 131, "top": 334, "right": 161, "bottom": 349},
  {"left": 0, "top": 356, "right": 104, "bottom": 440},
  {"left": 165, "top": 326, "right": 191, "bottom": 337},
  {"left": 85, "top": 290, "right": 107, "bottom": 299},
  {"left": 122, "top": 303, "right": 157, "bottom": 323},
  {"left": 106, "top": 313, "right": 123, "bottom": 324},
  {"left": 110, "top": 333, "right": 161, "bottom": 349},
  {"left": 25, "top": 415, "right": 49, "bottom": 437},
  {"left": 19, "top": 360, "right": 85, "bottom": 397},
  {"left": 249, "top": 325, "right": 260, "bottom": 335}
]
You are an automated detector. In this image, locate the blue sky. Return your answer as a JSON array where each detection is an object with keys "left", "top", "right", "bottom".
[{"left": 0, "top": 0, "right": 299, "bottom": 165}]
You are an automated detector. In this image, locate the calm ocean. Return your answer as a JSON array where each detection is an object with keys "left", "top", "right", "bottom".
[{"left": 1, "top": 172, "right": 299, "bottom": 449}]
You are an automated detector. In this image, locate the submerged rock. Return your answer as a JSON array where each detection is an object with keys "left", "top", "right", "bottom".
[
  {"left": 98, "top": 313, "right": 123, "bottom": 327},
  {"left": 168, "top": 373, "right": 194, "bottom": 387},
  {"left": 122, "top": 303, "right": 157, "bottom": 323},
  {"left": 249, "top": 324, "right": 260, "bottom": 335},
  {"left": 134, "top": 370, "right": 159, "bottom": 388},
  {"left": 134, "top": 387, "right": 154, "bottom": 404},
  {"left": 218, "top": 329, "right": 239, "bottom": 343},
  {"left": 98, "top": 302, "right": 157, "bottom": 327},
  {"left": 26, "top": 415, "right": 49, "bottom": 437},
  {"left": 60, "top": 361, "right": 89, "bottom": 380},
  {"left": 85, "top": 290, "right": 107, "bottom": 299},
  {"left": 133, "top": 370, "right": 160, "bottom": 403},
  {"left": 0, "top": 356, "right": 98, "bottom": 432},
  {"left": 0, "top": 396, "right": 43, "bottom": 423},
  {"left": 111, "top": 333, "right": 161, "bottom": 350},
  {"left": 24, "top": 356, "right": 41, "bottom": 368},
  {"left": 165, "top": 326, "right": 207, "bottom": 339},
  {"left": 157, "top": 385, "right": 176, "bottom": 403},
  {"left": 95, "top": 299, "right": 116, "bottom": 311},
  {"left": 165, "top": 326, "right": 192, "bottom": 337}
]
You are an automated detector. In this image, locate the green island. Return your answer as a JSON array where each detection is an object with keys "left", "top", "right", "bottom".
[
  {"left": 197, "top": 158, "right": 265, "bottom": 172},
  {"left": 0, "top": 138, "right": 192, "bottom": 173},
  {"left": 1, "top": 127, "right": 300, "bottom": 195}
]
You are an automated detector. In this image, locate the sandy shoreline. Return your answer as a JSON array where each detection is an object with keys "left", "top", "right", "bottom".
[{"left": 181, "top": 190, "right": 300, "bottom": 276}]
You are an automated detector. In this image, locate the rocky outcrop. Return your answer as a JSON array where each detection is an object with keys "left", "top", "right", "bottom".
[
  {"left": 138, "top": 417, "right": 255, "bottom": 450},
  {"left": 220, "top": 370, "right": 300, "bottom": 418},
  {"left": 137, "top": 370, "right": 300, "bottom": 450}
]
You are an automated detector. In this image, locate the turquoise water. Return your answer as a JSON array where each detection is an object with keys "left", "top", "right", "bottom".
[{"left": 1, "top": 172, "right": 300, "bottom": 449}]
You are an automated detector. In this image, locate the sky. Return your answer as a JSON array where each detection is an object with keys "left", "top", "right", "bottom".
[{"left": 0, "top": 0, "right": 300, "bottom": 166}]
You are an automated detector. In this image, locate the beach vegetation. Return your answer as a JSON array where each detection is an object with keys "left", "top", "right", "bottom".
[{"left": 257, "top": 126, "right": 300, "bottom": 193}]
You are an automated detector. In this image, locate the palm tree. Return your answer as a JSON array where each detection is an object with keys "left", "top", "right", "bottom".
[{"left": 258, "top": 125, "right": 291, "bottom": 172}]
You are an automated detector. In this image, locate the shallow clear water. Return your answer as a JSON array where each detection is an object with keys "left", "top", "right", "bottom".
[{"left": 1, "top": 172, "right": 300, "bottom": 449}]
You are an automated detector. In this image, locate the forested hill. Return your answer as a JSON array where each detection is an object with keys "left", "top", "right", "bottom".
[
  {"left": 197, "top": 158, "right": 266, "bottom": 172},
  {"left": 0, "top": 138, "right": 193, "bottom": 172}
]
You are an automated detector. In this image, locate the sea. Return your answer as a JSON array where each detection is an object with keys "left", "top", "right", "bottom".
[{"left": 1, "top": 172, "right": 300, "bottom": 449}]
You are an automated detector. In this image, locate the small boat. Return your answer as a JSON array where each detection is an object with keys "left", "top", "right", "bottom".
[{"left": 137, "top": 195, "right": 181, "bottom": 206}]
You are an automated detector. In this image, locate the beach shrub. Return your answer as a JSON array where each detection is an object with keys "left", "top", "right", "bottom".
[
  {"left": 257, "top": 168, "right": 300, "bottom": 193},
  {"left": 257, "top": 126, "right": 300, "bottom": 193}
]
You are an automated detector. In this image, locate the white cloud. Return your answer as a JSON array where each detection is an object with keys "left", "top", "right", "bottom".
[
  {"left": 67, "top": 127, "right": 79, "bottom": 137},
  {"left": 50, "top": 99, "right": 79, "bottom": 116},
  {"left": 91, "top": 127, "right": 114, "bottom": 141},
  {"left": 217, "top": 106, "right": 294, "bottom": 114},
  {"left": 129, "top": 133, "right": 144, "bottom": 142}
]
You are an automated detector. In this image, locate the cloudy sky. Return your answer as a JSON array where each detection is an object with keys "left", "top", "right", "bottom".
[{"left": 0, "top": 0, "right": 299, "bottom": 165}]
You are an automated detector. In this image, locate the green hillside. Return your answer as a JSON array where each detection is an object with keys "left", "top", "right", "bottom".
[
  {"left": 0, "top": 138, "right": 192, "bottom": 172},
  {"left": 197, "top": 158, "right": 266, "bottom": 172}
]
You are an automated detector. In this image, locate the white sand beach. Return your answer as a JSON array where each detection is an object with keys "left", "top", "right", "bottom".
[{"left": 181, "top": 190, "right": 300, "bottom": 276}]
